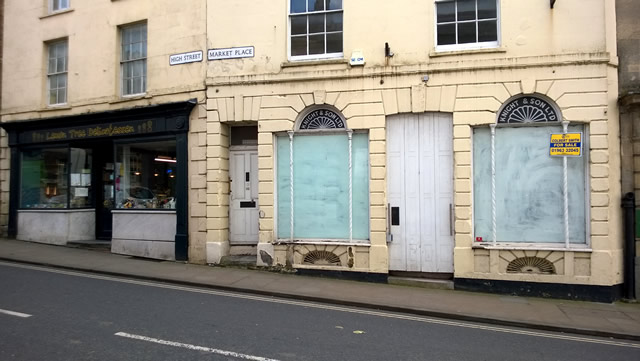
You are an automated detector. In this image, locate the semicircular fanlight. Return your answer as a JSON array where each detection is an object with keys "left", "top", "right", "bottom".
[
  {"left": 507, "top": 257, "right": 555, "bottom": 274},
  {"left": 303, "top": 250, "right": 342, "bottom": 266}
]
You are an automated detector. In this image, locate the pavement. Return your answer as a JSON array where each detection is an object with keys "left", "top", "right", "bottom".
[{"left": 1, "top": 239, "right": 639, "bottom": 341}]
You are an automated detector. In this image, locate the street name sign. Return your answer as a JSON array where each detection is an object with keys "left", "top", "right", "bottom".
[
  {"left": 208, "top": 46, "right": 254, "bottom": 60},
  {"left": 169, "top": 51, "right": 203, "bottom": 66}
]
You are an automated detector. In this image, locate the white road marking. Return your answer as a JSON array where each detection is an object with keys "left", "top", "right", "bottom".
[
  {"left": 115, "top": 332, "right": 280, "bottom": 361},
  {"left": 0, "top": 308, "right": 32, "bottom": 318},
  {"left": 3, "top": 261, "right": 640, "bottom": 349}
]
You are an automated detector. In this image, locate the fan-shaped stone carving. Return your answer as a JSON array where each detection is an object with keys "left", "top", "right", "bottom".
[
  {"left": 303, "top": 250, "right": 342, "bottom": 266},
  {"left": 507, "top": 257, "right": 556, "bottom": 274}
]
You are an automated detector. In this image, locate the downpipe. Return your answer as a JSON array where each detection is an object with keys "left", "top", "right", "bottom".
[{"left": 622, "top": 192, "right": 636, "bottom": 300}]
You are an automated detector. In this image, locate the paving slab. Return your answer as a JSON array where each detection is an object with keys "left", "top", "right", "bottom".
[{"left": 1, "top": 239, "right": 639, "bottom": 341}]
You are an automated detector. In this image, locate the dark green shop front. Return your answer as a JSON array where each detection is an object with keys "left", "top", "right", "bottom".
[{"left": 2, "top": 100, "right": 195, "bottom": 261}]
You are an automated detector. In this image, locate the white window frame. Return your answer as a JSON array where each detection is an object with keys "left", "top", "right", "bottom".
[
  {"left": 434, "top": 0, "right": 500, "bottom": 52},
  {"left": 288, "top": 0, "right": 344, "bottom": 61},
  {"left": 471, "top": 95, "right": 591, "bottom": 251},
  {"left": 120, "top": 23, "right": 147, "bottom": 97},
  {"left": 49, "top": 0, "right": 70, "bottom": 13},
  {"left": 47, "top": 40, "right": 68, "bottom": 106}
]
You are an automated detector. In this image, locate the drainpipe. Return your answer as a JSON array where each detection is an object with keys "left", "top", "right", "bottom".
[{"left": 622, "top": 192, "right": 636, "bottom": 300}]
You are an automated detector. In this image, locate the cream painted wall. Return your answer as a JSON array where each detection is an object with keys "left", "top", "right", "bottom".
[
  {"left": 1, "top": 0, "right": 207, "bottom": 117},
  {"left": 205, "top": 0, "right": 610, "bottom": 77}
]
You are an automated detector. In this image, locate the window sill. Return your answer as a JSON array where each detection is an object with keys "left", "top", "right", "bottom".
[
  {"left": 472, "top": 243, "right": 592, "bottom": 252},
  {"left": 281, "top": 58, "right": 348, "bottom": 69},
  {"left": 40, "top": 8, "right": 74, "bottom": 19},
  {"left": 109, "top": 93, "right": 151, "bottom": 104},
  {"left": 273, "top": 239, "right": 370, "bottom": 246},
  {"left": 430, "top": 46, "right": 507, "bottom": 58},
  {"left": 41, "top": 104, "right": 71, "bottom": 112}
]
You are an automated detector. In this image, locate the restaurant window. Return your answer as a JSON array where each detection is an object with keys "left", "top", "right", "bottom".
[
  {"left": 20, "top": 148, "right": 69, "bottom": 208},
  {"left": 115, "top": 140, "right": 177, "bottom": 209},
  {"left": 19, "top": 147, "right": 93, "bottom": 209}
]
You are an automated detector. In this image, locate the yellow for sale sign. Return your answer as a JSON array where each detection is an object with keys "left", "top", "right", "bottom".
[{"left": 550, "top": 133, "right": 582, "bottom": 157}]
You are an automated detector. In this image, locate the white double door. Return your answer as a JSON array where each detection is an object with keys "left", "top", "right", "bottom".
[
  {"left": 229, "top": 148, "right": 259, "bottom": 244},
  {"left": 387, "top": 113, "right": 454, "bottom": 273}
]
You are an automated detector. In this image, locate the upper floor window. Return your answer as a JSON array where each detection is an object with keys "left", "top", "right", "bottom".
[
  {"left": 50, "top": 0, "right": 70, "bottom": 13},
  {"left": 121, "top": 23, "right": 147, "bottom": 96},
  {"left": 435, "top": 0, "right": 499, "bottom": 51},
  {"left": 47, "top": 40, "right": 68, "bottom": 105},
  {"left": 289, "top": 0, "right": 343, "bottom": 60}
]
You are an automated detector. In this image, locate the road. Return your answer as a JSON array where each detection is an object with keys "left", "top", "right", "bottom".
[{"left": 0, "top": 261, "right": 639, "bottom": 361}]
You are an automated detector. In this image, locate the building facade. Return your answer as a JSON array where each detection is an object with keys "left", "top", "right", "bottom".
[{"left": 1, "top": 1, "right": 624, "bottom": 301}]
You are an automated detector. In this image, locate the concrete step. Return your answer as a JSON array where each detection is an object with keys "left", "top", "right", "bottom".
[
  {"left": 219, "top": 255, "right": 257, "bottom": 267},
  {"left": 66, "top": 240, "right": 111, "bottom": 252},
  {"left": 388, "top": 276, "right": 454, "bottom": 290}
]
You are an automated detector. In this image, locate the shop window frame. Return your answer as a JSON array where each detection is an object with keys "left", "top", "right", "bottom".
[
  {"left": 434, "top": 0, "right": 500, "bottom": 52},
  {"left": 113, "top": 135, "right": 179, "bottom": 211},
  {"left": 275, "top": 106, "right": 370, "bottom": 243},
  {"left": 471, "top": 95, "right": 591, "bottom": 250}
]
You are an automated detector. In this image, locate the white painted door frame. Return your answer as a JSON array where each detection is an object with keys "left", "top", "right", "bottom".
[
  {"left": 387, "top": 113, "right": 454, "bottom": 273},
  {"left": 229, "top": 147, "right": 259, "bottom": 244}
]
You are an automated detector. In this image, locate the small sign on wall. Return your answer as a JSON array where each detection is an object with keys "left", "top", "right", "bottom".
[
  {"left": 208, "top": 46, "right": 254, "bottom": 60},
  {"left": 169, "top": 51, "right": 203, "bottom": 66},
  {"left": 550, "top": 133, "right": 582, "bottom": 157}
]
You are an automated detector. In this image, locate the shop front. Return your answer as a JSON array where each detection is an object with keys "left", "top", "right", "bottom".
[{"left": 2, "top": 100, "right": 195, "bottom": 261}]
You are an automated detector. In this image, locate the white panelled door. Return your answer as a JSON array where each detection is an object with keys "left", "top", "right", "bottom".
[
  {"left": 387, "top": 113, "right": 454, "bottom": 273},
  {"left": 229, "top": 148, "right": 259, "bottom": 244}
]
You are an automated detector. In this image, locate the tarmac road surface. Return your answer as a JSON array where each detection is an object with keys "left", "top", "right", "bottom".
[{"left": 1, "top": 262, "right": 639, "bottom": 361}]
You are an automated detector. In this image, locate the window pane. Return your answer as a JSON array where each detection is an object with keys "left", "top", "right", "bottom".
[
  {"left": 326, "top": 0, "right": 342, "bottom": 10},
  {"left": 123, "top": 45, "right": 131, "bottom": 61},
  {"left": 478, "top": 20, "right": 497, "bottom": 42},
  {"left": 70, "top": 148, "right": 93, "bottom": 208},
  {"left": 49, "top": 90, "right": 58, "bottom": 105},
  {"left": 291, "top": 16, "right": 307, "bottom": 35},
  {"left": 123, "top": 77, "right": 131, "bottom": 95},
  {"left": 326, "top": 32, "right": 342, "bottom": 53},
  {"left": 290, "top": 0, "right": 306, "bottom": 13},
  {"left": 291, "top": 35, "right": 307, "bottom": 56},
  {"left": 436, "top": 1, "right": 455, "bottom": 23},
  {"left": 457, "top": 0, "right": 476, "bottom": 21},
  {"left": 308, "top": 34, "right": 325, "bottom": 54},
  {"left": 437, "top": 24, "right": 456, "bottom": 45},
  {"left": 478, "top": 0, "right": 497, "bottom": 19},
  {"left": 308, "top": 13, "right": 324, "bottom": 33},
  {"left": 116, "top": 140, "right": 177, "bottom": 209},
  {"left": 308, "top": 0, "right": 323, "bottom": 11},
  {"left": 276, "top": 134, "right": 369, "bottom": 240},
  {"left": 57, "top": 73, "right": 67, "bottom": 89},
  {"left": 133, "top": 76, "right": 142, "bottom": 95},
  {"left": 457, "top": 22, "right": 476, "bottom": 44},
  {"left": 20, "top": 148, "right": 68, "bottom": 208},
  {"left": 58, "top": 56, "right": 66, "bottom": 73},
  {"left": 48, "top": 58, "right": 57, "bottom": 74},
  {"left": 473, "top": 126, "right": 586, "bottom": 244},
  {"left": 326, "top": 12, "right": 342, "bottom": 32},
  {"left": 58, "top": 87, "right": 67, "bottom": 104}
]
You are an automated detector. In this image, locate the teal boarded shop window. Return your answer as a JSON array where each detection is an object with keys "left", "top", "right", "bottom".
[{"left": 276, "top": 112, "right": 369, "bottom": 241}]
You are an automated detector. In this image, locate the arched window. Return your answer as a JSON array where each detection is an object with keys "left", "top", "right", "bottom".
[
  {"left": 473, "top": 94, "right": 588, "bottom": 248},
  {"left": 276, "top": 107, "right": 369, "bottom": 243}
]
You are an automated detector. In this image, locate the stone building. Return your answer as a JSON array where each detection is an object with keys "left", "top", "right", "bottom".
[{"left": 0, "top": 0, "right": 625, "bottom": 301}]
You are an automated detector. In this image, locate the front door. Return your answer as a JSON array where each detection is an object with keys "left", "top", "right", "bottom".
[
  {"left": 229, "top": 148, "right": 259, "bottom": 244},
  {"left": 95, "top": 145, "right": 114, "bottom": 239},
  {"left": 387, "top": 113, "right": 454, "bottom": 273}
]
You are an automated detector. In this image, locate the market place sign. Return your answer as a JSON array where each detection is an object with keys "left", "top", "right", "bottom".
[{"left": 208, "top": 46, "right": 254, "bottom": 60}]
